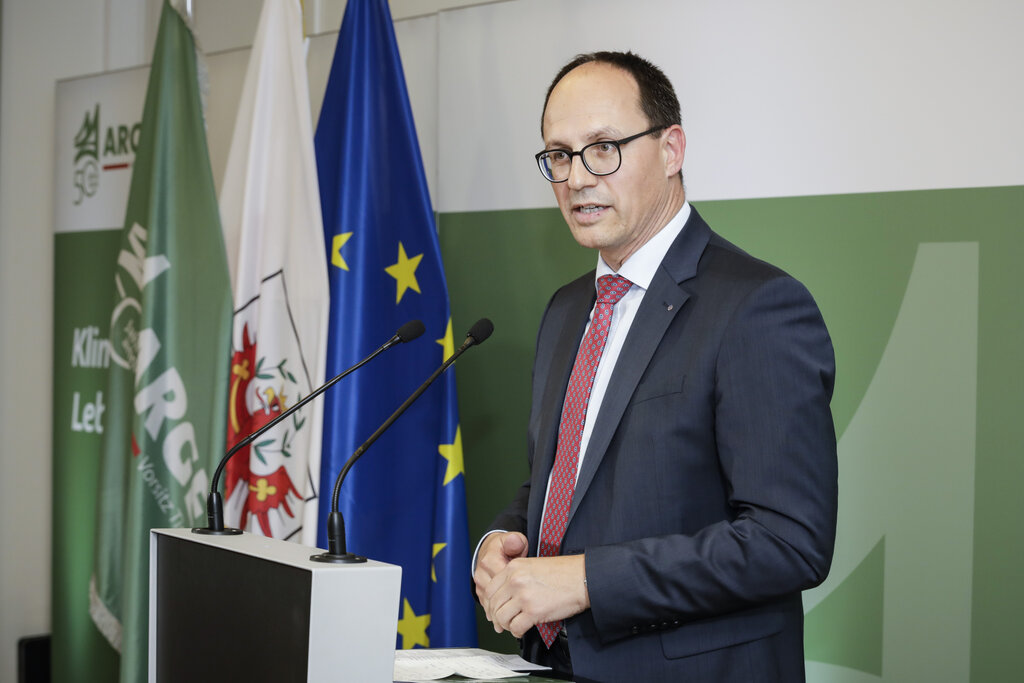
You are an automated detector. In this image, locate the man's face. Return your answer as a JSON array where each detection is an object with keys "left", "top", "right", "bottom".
[{"left": 541, "top": 62, "right": 684, "bottom": 269}]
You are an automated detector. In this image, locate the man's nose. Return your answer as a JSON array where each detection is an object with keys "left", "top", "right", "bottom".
[{"left": 566, "top": 154, "right": 597, "bottom": 190}]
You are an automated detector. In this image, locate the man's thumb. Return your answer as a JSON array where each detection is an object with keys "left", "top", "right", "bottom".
[{"left": 502, "top": 532, "right": 527, "bottom": 557}]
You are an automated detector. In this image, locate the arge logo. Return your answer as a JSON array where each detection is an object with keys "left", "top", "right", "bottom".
[
  {"left": 109, "top": 223, "right": 170, "bottom": 371},
  {"left": 73, "top": 105, "right": 100, "bottom": 205},
  {"left": 72, "top": 103, "right": 142, "bottom": 206},
  {"left": 109, "top": 221, "right": 209, "bottom": 526}
]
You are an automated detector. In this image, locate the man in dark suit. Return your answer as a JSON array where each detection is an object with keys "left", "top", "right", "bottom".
[{"left": 473, "top": 51, "right": 838, "bottom": 682}]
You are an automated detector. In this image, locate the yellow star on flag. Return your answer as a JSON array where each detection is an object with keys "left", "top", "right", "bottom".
[
  {"left": 396, "top": 598, "right": 431, "bottom": 649},
  {"left": 384, "top": 241, "right": 423, "bottom": 304},
  {"left": 431, "top": 543, "right": 447, "bottom": 582},
  {"left": 438, "top": 426, "right": 464, "bottom": 486},
  {"left": 437, "top": 317, "right": 455, "bottom": 361},
  {"left": 331, "top": 232, "right": 352, "bottom": 270}
]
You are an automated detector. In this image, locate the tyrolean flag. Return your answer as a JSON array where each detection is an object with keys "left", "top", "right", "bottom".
[{"left": 219, "top": 0, "right": 329, "bottom": 545}]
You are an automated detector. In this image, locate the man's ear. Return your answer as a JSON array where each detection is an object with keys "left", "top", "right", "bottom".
[{"left": 663, "top": 125, "right": 686, "bottom": 177}]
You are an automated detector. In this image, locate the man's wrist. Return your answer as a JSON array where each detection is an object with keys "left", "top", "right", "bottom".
[{"left": 471, "top": 529, "right": 508, "bottom": 574}]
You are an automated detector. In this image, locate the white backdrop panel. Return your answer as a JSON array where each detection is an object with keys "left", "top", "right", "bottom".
[{"left": 436, "top": 0, "right": 1024, "bottom": 212}]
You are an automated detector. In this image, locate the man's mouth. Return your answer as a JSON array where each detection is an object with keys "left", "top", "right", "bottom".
[{"left": 573, "top": 203, "right": 609, "bottom": 216}]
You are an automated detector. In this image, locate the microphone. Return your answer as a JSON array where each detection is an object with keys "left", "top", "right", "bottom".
[
  {"left": 311, "top": 318, "right": 494, "bottom": 563},
  {"left": 192, "top": 320, "right": 426, "bottom": 535}
]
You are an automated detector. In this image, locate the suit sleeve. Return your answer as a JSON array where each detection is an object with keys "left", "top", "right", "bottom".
[
  {"left": 486, "top": 478, "right": 530, "bottom": 536},
  {"left": 584, "top": 275, "right": 838, "bottom": 642},
  {"left": 481, "top": 286, "right": 565, "bottom": 541}
]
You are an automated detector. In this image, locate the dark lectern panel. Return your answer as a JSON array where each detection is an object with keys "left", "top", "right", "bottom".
[{"left": 156, "top": 534, "right": 312, "bottom": 682}]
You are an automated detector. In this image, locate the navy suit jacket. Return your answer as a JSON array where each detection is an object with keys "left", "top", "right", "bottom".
[{"left": 488, "top": 207, "right": 838, "bottom": 682}]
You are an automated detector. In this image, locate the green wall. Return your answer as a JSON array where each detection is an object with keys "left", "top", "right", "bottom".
[{"left": 440, "top": 186, "right": 1024, "bottom": 678}]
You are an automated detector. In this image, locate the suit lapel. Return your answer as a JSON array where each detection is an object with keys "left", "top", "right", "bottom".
[{"left": 567, "top": 209, "right": 713, "bottom": 525}]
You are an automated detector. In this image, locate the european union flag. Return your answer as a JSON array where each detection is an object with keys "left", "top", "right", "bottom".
[{"left": 314, "top": 0, "right": 477, "bottom": 649}]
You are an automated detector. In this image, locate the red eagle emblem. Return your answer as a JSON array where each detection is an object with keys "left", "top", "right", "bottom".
[{"left": 225, "top": 324, "right": 301, "bottom": 536}]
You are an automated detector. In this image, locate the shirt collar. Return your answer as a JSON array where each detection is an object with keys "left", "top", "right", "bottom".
[{"left": 595, "top": 201, "right": 691, "bottom": 290}]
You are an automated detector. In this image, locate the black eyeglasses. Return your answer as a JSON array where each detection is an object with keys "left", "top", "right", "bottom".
[{"left": 535, "top": 125, "right": 667, "bottom": 182}]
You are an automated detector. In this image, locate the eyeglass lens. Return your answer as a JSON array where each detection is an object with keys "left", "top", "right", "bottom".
[{"left": 539, "top": 141, "right": 621, "bottom": 182}]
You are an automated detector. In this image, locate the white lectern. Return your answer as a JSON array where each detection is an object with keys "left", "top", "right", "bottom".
[{"left": 149, "top": 528, "right": 401, "bottom": 682}]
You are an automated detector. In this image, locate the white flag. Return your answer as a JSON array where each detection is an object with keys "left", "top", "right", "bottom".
[{"left": 219, "top": 0, "right": 328, "bottom": 545}]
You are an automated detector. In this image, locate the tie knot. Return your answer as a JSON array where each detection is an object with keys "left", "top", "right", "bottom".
[{"left": 596, "top": 275, "right": 632, "bottom": 305}]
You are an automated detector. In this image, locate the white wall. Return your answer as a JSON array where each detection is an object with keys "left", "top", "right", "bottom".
[
  {"left": 437, "top": 0, "right": 1024, "bottom": 212},
  {"left": 1, "top": 3, "right": 109, "bottom": 678}
]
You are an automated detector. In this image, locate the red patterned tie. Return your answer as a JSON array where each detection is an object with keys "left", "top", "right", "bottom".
[{"left": 536, "top": 274, "right": 632, "bottom": 647}]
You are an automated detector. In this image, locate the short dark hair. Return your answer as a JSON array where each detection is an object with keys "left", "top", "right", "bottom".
[{"left": 541, "top": 51, "right": 682, "bottom": 136}]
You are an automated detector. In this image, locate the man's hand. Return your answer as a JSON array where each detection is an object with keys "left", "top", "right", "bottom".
[
  {"left": 473, "top": 532, "right": 528, "bottom": 612},
  {"left": 480, "top": 554, "right": 590, "bottom": 638}
]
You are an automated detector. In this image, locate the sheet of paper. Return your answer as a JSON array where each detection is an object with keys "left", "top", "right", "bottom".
[
  {"left": 489, "top": 652, "right": 549, "bottom": 672},
  {"left": 394, "top": 647, "right": 550, "bottom": 681}
]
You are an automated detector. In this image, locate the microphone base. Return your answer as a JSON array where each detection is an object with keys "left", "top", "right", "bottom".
[
  {"left": 309, "top": 551, "right": 367, "bottom": 564},
  {"left": 191, "top": 526, "right": 244, "bottom": 536}
]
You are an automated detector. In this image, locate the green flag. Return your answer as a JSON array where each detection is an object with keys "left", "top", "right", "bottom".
[{"left": 89, "top": 2, "right": 232, "bottom": 681}]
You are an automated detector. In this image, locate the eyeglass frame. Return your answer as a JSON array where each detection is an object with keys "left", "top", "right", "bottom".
[{"left": 534, "top": 125, "right": 668, "bottom": 183}]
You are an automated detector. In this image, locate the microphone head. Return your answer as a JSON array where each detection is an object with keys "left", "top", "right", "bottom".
[
  {"left": 396, "top": 319, "right": 426, "bottom": 343},
  {"left": 466, "top": 318, "right": 494, "bottom": 346}
]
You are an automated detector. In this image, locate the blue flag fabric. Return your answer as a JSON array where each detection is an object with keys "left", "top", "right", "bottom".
[{"left": 314, "top": 0, "right": 477, "bottom": 649}]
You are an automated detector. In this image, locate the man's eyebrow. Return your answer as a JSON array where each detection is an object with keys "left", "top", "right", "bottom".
[
  {"left": 541, "top": 136, "right": 572, "bottom": 150},
  {"left": 584, "top": 126, "right": 622, "bottom": 142},
  {"left": 543, "top": 126, "right": 623, "bottom": 150}
]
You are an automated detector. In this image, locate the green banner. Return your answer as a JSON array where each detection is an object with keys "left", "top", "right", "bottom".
[
  {"left": 52, "top": 230, "right": 122, "bottom": 682},
  {"left": 89, "top": 3, "right": 232, "bottom": 682}
]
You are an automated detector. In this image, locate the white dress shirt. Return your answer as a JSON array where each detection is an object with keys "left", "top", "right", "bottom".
[{"left": 565, "top": 201, "right": 690, "bottom": 481}]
